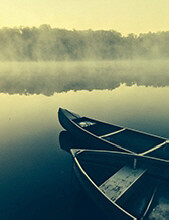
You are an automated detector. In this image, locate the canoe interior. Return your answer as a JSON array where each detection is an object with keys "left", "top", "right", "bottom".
[
  {"left": 75, "top": 150, "right": 169, "bottom": 219},
  {"left": 73, "top": 117, "right": 166, "bottom": 154},
  {"left": 102, "top": 129, "right": 164, "bottom": 154},
  {"left": 147, "top": 184, "right": 169, "bottom": 219},
  {"left": 73, "top": 117, "right": 122, "bottom": 136},
  {"left": 76, "top": 151, "right": 152, "bottom": 185}
]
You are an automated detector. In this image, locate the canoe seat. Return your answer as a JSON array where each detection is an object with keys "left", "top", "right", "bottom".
[{"left": 99, "top": 166, "right": 147, "bottom": 205}]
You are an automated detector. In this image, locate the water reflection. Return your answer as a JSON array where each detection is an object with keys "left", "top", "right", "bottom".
[
  {"left": 59, "top": 130, "right": 93, "bottom": 151},
  {"left": 0, "top": 82, "right": 169, "bottom": 219},
  {"left": 0, "top": 60, "right": 169, "bottom": 95}
]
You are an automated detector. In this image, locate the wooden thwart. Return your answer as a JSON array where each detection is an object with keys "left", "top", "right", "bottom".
[
  {"left": 99, "top": 128, "right": 125, "bottom": 138},
  {"left": 99, "top": 166, "right": 147, "bottom": 203}
]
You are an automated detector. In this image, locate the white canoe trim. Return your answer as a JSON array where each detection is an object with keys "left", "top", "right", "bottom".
[
  {"left": 71, "top": 119, "right": 135, "bottom": 154},
  {"left": 140, "top": 140, "right": 168, "bottom": 156},
  {"left": 72, "top": 116, "right": 168, "bottom": 156},
  {"left": 75, "top": 114, "right": 167, "bottom": 142},
  {"left": 99, "top": 128, "right": 126, "bottom": 138},
  {"left": 72, "top": 148, "right": 169, "bottom": 163},
  {"left": 66, "top": 110, "right": 169, "bottom": 156},
  {"left": 61, "top": 108, "right": 168, "bottom": 147},
  {"left": 73, "top": 156, "right": 137, "bottom": 219},
  {"left": 141, "top": 186, "right": 157, "bottom": 218}
]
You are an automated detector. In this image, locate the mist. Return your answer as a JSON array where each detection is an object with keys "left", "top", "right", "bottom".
[
  {"left": 0, "top": 25, "right": 169, "bottom": 61},
  {"left": 0, "top": 25, "right": 169, "bottom": 96},
  {"left": 0, "top": 60, "right": 169, "bottom": 96}
]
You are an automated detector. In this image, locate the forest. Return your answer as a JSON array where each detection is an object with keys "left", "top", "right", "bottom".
[{"left": 0, "top": 24, "right": 169, "bottom": 61}]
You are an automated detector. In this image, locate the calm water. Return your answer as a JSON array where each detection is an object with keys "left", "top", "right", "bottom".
[{"left": 0, "top": 61, "right": 169, "bottom": 219}]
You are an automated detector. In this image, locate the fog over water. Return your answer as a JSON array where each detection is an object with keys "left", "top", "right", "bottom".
[
  {"left": 0, "top": 60, "right": 169, "bottom": 96},
  {"left": 0, "top": 58, "right": 169, "bottom": 219},
  {"left": 1, "top": 25, "right": 169, "bottom": 220}
]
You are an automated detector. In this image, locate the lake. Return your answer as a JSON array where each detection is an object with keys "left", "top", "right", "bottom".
[{"left": 0, "top": 60, "right": 169, "bottom": 219}]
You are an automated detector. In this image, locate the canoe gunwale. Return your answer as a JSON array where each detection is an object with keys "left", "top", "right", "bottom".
[
  {"left": 71, "top": 148, "right": 169, "bottom": 219},
  {"left": 72, "top": 150, "right": 137, "bottom": 219},
  {"left": 72, "top": 148, "right": 169, "bottom": 183},
  {"left": 70, "top": 115, "right": 135, "bottom": 154},
  {"left": 72, "top": 148, "right": 169, "bottom": 166},
  {"left": 70, "top": 110, "right": 167, "bottom": 142},
  {"left": 58, "top": 108, "right": 169, "bottom": 160}
]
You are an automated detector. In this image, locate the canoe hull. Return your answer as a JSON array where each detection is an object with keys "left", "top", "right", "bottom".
[
  {"left": 71, "top": 149, "right": 169, "bottom": 219},
  {"left": 58, "top": 108, "right": 169, "bottom": 160},
  {"left": 72, "top": 151, "right": 136, "bottom": 219},
  {"left": 58, "top": 108, "right": 125, "bottom": 151}
]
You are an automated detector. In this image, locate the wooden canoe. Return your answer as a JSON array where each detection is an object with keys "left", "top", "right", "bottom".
[
  {"left": 71, "top": 149, "right": 169, "bottom": 219},
  {"left": 58, "top": 108, "right": 169, "bottom": 161}
]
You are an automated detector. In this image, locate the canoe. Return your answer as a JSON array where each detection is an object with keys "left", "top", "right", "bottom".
[
  {"left": 71, "top": 148, "right": 169, "bottom": 219},
  {"left": 58, "top": 108, "right": 169, "bottom": 161}
]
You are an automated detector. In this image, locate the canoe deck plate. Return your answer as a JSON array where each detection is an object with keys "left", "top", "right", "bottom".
[
  {"left": 77, "top": 121, "right": 96, "bottom": 128},
  {"left": 99, "top": 166, "right": 146, "bottom": 202}
]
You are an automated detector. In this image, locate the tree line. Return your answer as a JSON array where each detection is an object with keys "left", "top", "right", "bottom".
[{"left": 0, "top": 24, "right": 169, "bottom": 61}]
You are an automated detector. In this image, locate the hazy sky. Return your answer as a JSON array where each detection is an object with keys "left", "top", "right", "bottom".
[{"left": 0, "top": 0, "right": 169, "bottom": 35}]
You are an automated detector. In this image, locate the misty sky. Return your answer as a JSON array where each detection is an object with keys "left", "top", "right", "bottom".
[{"left": 0, "top": 0, "right": 169, "bottom": 35}]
